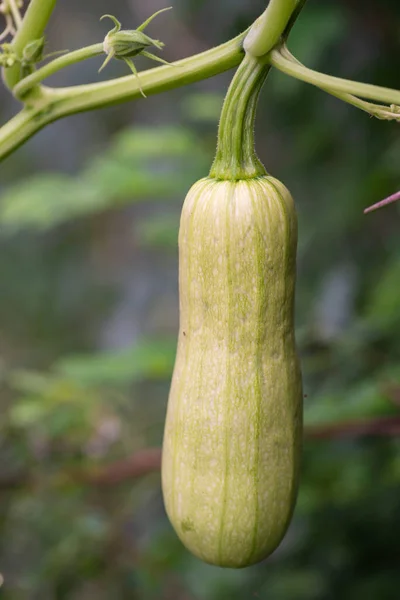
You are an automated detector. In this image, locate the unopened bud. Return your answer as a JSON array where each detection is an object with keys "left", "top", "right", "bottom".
[
  {"left": 99, "top": 14, "right": 165, "bottom": 72},
  {"left": 99, "top": 9, "right": 173, "bottom": 98},
  {"left": 103, "top": 23, "right": 163, "bottom": 59},
  {"left": 22, "top": 37, "right": 45, "bottom": 64},
  {"left": 0, "top": 43, "right": 17, "bottom": 68}
]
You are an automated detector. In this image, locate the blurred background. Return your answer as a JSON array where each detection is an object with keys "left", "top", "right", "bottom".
[{"left": 0, "top": 0, "right": 399, "bottom": 598}]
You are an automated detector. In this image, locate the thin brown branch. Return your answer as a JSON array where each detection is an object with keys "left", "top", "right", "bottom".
[
  {"left": 305, "top": 415, "right": 400, "bottom": 439},
  {"left": 384, "top": 385, "right": 400, "bottom": 409},
  {"left": 82, "top": 447, "right": 162, "bottom": 486},
  {"left": 77, "top": 416, "right": 400, "bottom": 482},
  {"left": 0, "top": 469, "right": 31, "bottom": 490},
  {"left": 2, "top": 416, "right": 400, "bottom": 491},
  {"left": 364, "top": 190, "right": 400, "bottom": 213}
]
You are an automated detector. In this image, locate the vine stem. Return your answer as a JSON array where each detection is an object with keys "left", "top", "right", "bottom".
[
  {"left": 2, "top": 0, "right": 57, "bottom": 90},
  {"left": 13, "top": 43, "right": 104, "bottom": 99},
  {"left": 0, "top": 31, "right": 248, "bottom": 161},
  {"left": 2, "top": 0, "right": 399, "bottom": 161},
  {"left": 279, "top": 46, "right": 400, "bottom": 121},
  {"left": 244, "top": 0, "right": 298, "bottom": 57},
  {"left": 269, "top": 46, "right": 400, "bottom": 106},
  {"left": 210, "top": 54, "right": 270, "bottom": 179}
]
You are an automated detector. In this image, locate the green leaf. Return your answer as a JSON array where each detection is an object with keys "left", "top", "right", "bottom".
[
  {"left": 363, "top": 258, "right": 400, "bottom": 329},
  {"left": 304, "top": 379, "right": 393, "bottom": 425},
  {"left": 182, "top": 92, "right": 223, "bottom": 122},
  {"left": 135, "top": 213, "right": 179, "bottom": 248},
  {"left": 83, "top": 156, "right": 188, "bottom": 201},
  {"left": 111, "top": 126, "right": 197, "bottom": 159},
  {"left": 0, "top": 126, "right": 208, "bottom": 234},
  {"left": 9, "top": 399, "right": 49, "bottom": 427},
  {"left": 0, "top": 175, "right": 105, "bottom": 233},
  {"left": 54, "top": 338, "right": 176, "bottom": 385}
]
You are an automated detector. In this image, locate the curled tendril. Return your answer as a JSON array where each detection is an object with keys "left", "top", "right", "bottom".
[{"left": 0, "top": 15, "right": 14, "bottom": 41}]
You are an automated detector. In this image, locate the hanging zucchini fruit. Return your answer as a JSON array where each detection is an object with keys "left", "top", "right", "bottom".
[{"left": 162, "top": 52, "right": 303, "bottom": 568}]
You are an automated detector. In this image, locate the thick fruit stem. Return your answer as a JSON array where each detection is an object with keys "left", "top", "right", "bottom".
[{"left": 210, "top": 53, "right": 270, "bottom": 180}]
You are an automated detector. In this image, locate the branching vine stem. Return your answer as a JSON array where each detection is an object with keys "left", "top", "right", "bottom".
[
  {"left": 0, "top": 0, "right": 399, "bottom": 163},
  {"left": 269, "top": 45, "right": 400, "bottom": 106},
  {"left": 13, "top": 43, "right": 104, "bottom": 99},
  {"left": 3, "top": 0, "right": 57, "bottom": 89},
  {"left": 244, "top": 0, "right": 298, "bottom": 57},
  {"left": 278, "top": 46, "right": 400, "bottom": 121},
  {"left": 0, "top": 31, "right": 249, "bottom": 161}
]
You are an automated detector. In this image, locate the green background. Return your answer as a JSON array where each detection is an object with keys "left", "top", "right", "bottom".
[{"left": 0, "top": 0, "right": 399, "bottom": 598}]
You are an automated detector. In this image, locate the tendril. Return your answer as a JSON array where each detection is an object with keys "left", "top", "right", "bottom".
[{"left": 0, "top": 0, "right": 24, "bottom": 39}]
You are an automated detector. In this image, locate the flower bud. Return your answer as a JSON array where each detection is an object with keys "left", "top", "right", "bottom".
[
  {"left": 99, "top": 9, "right": 173, "bottom": 98},
  {"left": 103, "top": 25, "right": 163, "bottom": 60},
  {"left": 22, "top": 37, "right": 45, "bottom": 64},
  {"left": 0, "top": 43, "right": 17, "bottom": 68}
]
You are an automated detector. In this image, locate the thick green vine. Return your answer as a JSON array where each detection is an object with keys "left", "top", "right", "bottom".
[
  {"left": 0, "top": 0, "right": 398, "bottom": 163},
  {"left": 210, "top": 54, "right": 270, "bottom": 180}
]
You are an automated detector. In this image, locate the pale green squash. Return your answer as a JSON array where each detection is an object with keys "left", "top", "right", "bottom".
[{"left": 162, "top": 175, "right": 302, "bottom": 567}]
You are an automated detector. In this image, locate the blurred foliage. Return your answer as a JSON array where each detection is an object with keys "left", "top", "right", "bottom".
[
  {"left": 0, "top": 126, "right": 208, "bottom": 232},
  {"left": 0, "top": 0, "right": 399, "bottom": 599}
]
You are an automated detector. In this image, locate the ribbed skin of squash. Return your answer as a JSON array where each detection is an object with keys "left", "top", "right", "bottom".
[{"left": 162, "top": 176, "right": 302, "bottom": 568}]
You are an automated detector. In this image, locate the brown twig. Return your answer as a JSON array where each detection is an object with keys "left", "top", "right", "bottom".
[
  {"left": 0, "top": 470, "right": 31, "bottom": 490},
  {"left": 2, "top": 416, "right": 400, "bottom": 491},
  {"left": 364, "top": 190, "right": 400, "bottom": 213},
  {"left": 384, "top": 384, "right": 400, "bottom": 408},
  {"left": 86, "top": 416, "right": 400, "bottom": 483},
  {"left": 305, "top": 415, "right": 400, "bottom": 439},
  {"left": 82, "top": 447, "right": 162, "bottom": 486}
]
